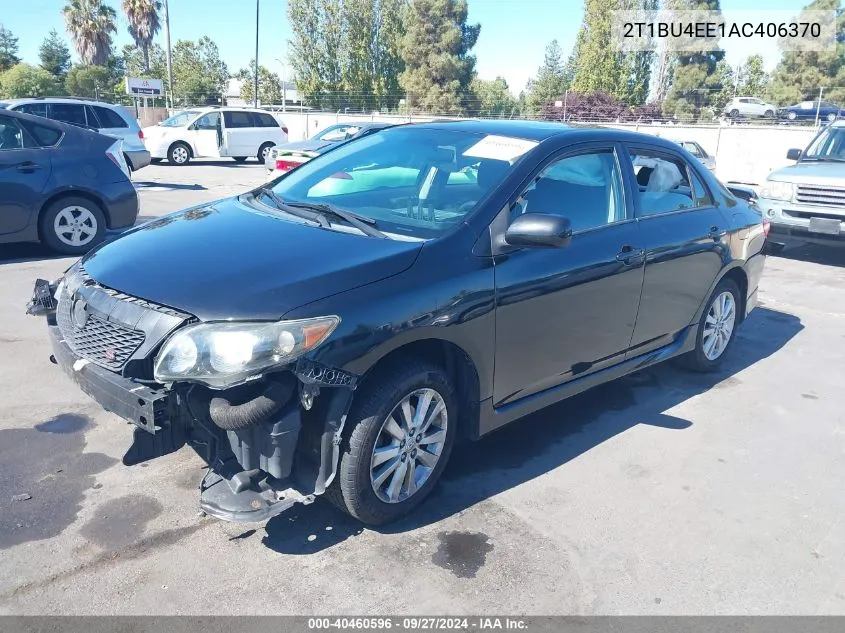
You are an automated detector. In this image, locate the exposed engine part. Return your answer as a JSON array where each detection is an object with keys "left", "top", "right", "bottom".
[{"left": 207, "top": 378, "right": 295, "bottom": 431}]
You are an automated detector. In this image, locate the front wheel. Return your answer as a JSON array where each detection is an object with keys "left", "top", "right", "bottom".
[
  {"left": 729, "top": 109, "right": 740, "bottom": 118},
  {"left": 258, "top": 142, "right": 274, "bottom": 163},
  {"left": 679, "top": 278, "right": 741, "bottom": 372},
  {"left": 167, "top": 142, "right": 191, "bottom": 165},
  {"left": 764, "top": 109, "right": 774, "bottom": 118},
  {"left": 327, "top": 361, "right": 457, "bottom": 525},
  {"left": 787, "top": 111, "right": 797, "bottom": 121},
  {"left": 827, "top": 112, "right": 837, "bottom": 122}
]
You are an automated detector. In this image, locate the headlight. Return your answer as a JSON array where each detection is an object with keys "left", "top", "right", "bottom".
[
  {"left": 759, "top": 180, "right": 795, "bottom": 201},
  {"left": 154, "top": 316, "right": 339, "bottom": 388}
]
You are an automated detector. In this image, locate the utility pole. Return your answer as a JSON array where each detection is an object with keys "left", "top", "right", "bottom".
[
  {"left": 163, "top": 0, "right": 174, "bottom": 110},
  {"left": 254, "top": 0, "right": 260, "bottom": 108},
  {"left": 815, "top": 87, "right": 823, "bottom": 127}
]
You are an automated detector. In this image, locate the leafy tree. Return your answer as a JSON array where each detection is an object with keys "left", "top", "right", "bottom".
[
  {"left": 710, "top": 59, "right": 735, "bottom": 113},
  {"left": 122, "top": 42, "right": 166, "bottom": 79},
  {"left": 767, "top": 0, "right": 844, "bottom": 105},
  {"left": 0, "top": 63, "right": 63, "bottom": 98},
  {"left": 63, "top": 0, "right": 118, "bottom": 66},
  {"left": 370, "top": 0, "right": 406, "bottom": 110},
  {"left": 663, "top": 0, "right": 726, "bottom": 120},
  {"left": 540, "top": 91, "right": 663, "bottom": 122},
  {"left": 288, "top": 0, "right": 322, "bottom": 105},
  {"left": 735, "top": 55, "right": 769, "bottom": 98},
  {"left": 650, "top": 40, "right": 673, "bottom": 104},
  {"left": 65, "top": 64, "right": 114, "bottom": 98},
  {"left": 468, "top": 76, "right": 518, "bottom": 117},
  {"left": 237, "top": 61, "right": 283, "bottom": 105},
  {"left": 122, "top": 0, "right": 162, "bottom": 73},
  {"left": 171, "top": 36, "right": 228, "bottom": 105},
  {"left": 399, "top": 0, "right": 480, "bottom": 114},
  {"left": 0, "top": 24, "right": 21, "bottom": 72},
  {"left": 524, "top": 40, "right": 568, "bottom": 115},
  {"left": 39, "top": 30, "right": 72, "bottom": 80}
]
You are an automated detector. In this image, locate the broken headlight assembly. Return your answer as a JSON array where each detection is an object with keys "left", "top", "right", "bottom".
[{"left": 153, "top": 316, "right": 340, "bottom": 389}]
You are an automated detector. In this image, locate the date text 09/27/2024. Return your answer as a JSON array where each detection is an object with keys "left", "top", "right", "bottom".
[{"left": 307, "top": 617, "right": 528, "bottom": 630}]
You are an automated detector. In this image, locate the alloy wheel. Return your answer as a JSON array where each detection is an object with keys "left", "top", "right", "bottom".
[
  {"left": 172, "top": 145, "right": 189, "bottom": 164},
  {"left": 702, "top": 291, "right": 736, "bottom": 361},
  {"left": 53, "top": 206, "right": 98, "bottom": 248},
  {"left": 369, "top": 388, "right": 448, "bottom": 504}
]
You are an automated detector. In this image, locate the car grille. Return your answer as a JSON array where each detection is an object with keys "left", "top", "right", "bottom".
[
  {"left": 56, "top": 294, "right": 146, "bottom": 371},
  {"left": 795, "top": 184, "right": 845, "bottom": 208}
]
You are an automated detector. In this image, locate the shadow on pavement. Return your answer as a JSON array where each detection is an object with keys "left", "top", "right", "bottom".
[
  {"left": 134, "top": 181, "right": 207, "bottom": 191},
  {"left": 772, "top": 241, "right": 845, "bottom": 268},
  {"left": 263, "top": 306, "right": 803, "bottom": 554}
]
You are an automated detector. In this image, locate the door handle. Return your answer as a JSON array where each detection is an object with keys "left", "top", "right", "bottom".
[
  {"left": 616, "top": 245, "right": 645, "bottom": 265},
  {"left": 16, "top": 161, "right": 42, "bottom": 173},
  {"left": 709, "top": 225, "right": 727, "bottom": 240}
]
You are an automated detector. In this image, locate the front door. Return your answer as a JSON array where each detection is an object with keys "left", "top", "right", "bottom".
[
  {"left": 0, "top": 115, "right": 50, "bottom": 236},
  {"left": 492, "top": 144, "right": 645, "bottom": 407},
  {"left": 188, "top": 112, "right": 221, "bottom": 158},
  {"left": 222, "top": 110, "right": 254, "bottom": 157},
  {"left": 623, "top": 144, "right": 730, "bottom": 356}
]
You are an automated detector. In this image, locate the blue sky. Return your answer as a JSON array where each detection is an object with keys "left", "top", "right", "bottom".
[{"left": 5, "top": 0, "right": 815, "bottom": 95}]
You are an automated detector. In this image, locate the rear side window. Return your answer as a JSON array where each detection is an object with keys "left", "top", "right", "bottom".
[
  {"left": 223, "top": 111, "right": 253, "bottom": 128},
  {"left": 252, "top": 112, "right": 279, "bottom": 128},
  {"left": 16, "top": 103, "right": 49, "bottom": 117},
  {"left": 629, "top": 149, "right": 697, "bottom": 216},
  {"left": 0, "top": 116, "right": 25, "bottom": 150},
  {"left": 49, "top": 103, "right": 86, "bottom": 127},
  {"left": 93, "top": 105, "right": 129, "bottom": 128},
  {"left": 20, "top": 120, "right": 62, "bottom": 147}
]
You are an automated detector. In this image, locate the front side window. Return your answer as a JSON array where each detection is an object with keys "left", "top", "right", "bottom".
[
  {"left": 49, "top": 103, "right": 86, "bottom": 127},
  {"left": 0, "top": 116, "right": 24, "bottom": 150},
  {"left": 160, "top": 110, "right": 199, "bottom": 127},
  {"left": 630, "top": 149, "right": 703, "bottom": 216},
  {"left": 511, "top": 149, "right": 625, "bottom": 233},
  {"left": 269, "top": 127, "right": 536, "bottom": 239},
  {"left": 17, "top": 103, "right": 48, "bottom": 117},
  {"left": 193, "top": 112, "right": 220, "bottom": 130}
]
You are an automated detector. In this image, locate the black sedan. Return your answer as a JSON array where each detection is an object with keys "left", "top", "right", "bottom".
[
  {"left": 779, "top": 100, "right": 843, "bottom": 122},
  {"left": 0, "top": 108, "right": 138, "bottom": 255},
  {"left": 29, "top": 121, "right": 766, "bottom": 525}
]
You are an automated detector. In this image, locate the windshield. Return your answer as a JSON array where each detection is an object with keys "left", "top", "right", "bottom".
[
  {"left": 311, "top": 124, "right": 362, "bottom": 142},
  {"left": 681, "top": 142, "right": 704, "bottom": 157},
  {"left": 160, "top": 110, "right": 200, "bottom": 127},
  {"left": 803, "top": 126, "right": 845, "bottom": 161},
  {"left": 0, "top": 102, "right": 9, "bottom": 109},
  {"left": 269, "top": 126, "right": 535, "bottom": 239}
]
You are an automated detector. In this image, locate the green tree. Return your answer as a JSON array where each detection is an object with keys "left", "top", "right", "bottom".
[
  {"left": 710, "top": 58, "right": 735, "bottom": 113},
  {"left": 122, "top": 42, "right": 166, "bottom": 79},
  {"left": 767, "top": 0, "right": 844, "bottom": 105},
  {"left": 122, "top": 0, "right": 162, "bottom": 73},
  {"left": 0, "top": 24, "right": 21, "bottom": 72},
  {"left": 288, "top": 0, "right": 322, "bottom": 105},
  {"left": 39, "top": 30, "right": 72, "bottom": 80},
  {"left": 370, "top": 0, "right": 406, "bottom": 110},
  {"left": 524, "top": 40, "right": 568, "bottom": 115},
  {"left": 735, "top": 54, "right": 769, "bottom": 98},
  {"left": 237, "top": 61, "right": 283, "bottom": 105},
  {"left": 468, "top": 76, "right": 518, "bottom": 117},
  {"left": 63, "top": 0, "right": 118, "bottom": 66},
  {"left": 399, "top": 0, "right": 480, "bottom": 114},
  {"left": 171, "top": 36, "right": 228, "bottom": 105},
  {"left": 65, "top": 64, "right": 114, "bottom": 98},
  {"left": 663, "top": 0, "right": 726, "bottom": 120},
  {"left": 0, "top": 63, "right": 63, "bottom": 98}
]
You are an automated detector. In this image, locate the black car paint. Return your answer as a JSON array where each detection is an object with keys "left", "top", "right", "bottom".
[
  {"left": 0, "top": 109, "right": 138, "bottom": 245},
  {"left": 41, "top": 120, "right": 765, "bottom": 520}
]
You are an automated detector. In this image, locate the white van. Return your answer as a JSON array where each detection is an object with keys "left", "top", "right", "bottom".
[{"left": 142, "top": 107, "right": 288, "bottom": 165}]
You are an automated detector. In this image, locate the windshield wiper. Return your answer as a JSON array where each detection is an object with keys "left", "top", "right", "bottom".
[
  {"left": 256, "top": 187, "right": 330, "bottom": 227},
  {"left": 284, "top": 200, "right": 389, "bottom": 239}
]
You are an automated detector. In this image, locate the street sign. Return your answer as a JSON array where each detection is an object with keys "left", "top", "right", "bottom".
[{"left": 125, "top": 77, "right": 163, "bottom": 96}]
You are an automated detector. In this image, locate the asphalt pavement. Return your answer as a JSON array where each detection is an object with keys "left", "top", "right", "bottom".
[{"left": 1, "top": 160, "right": 844, "bottom": 615}]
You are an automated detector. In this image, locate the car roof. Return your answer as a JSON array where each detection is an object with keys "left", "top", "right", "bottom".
[{"left": 3, "top": 96, "right": 124, "bottom": 108}]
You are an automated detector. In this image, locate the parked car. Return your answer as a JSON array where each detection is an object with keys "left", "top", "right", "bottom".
[
  {"left": 28, "top": 121, "right": 766, "bottom": 526},
  {"left": 670, "top": 140, "right": 716, "bottom": 172},
  {"left": 265, "top": 121, "right": 395, "bottom": 175},
  {"left": 757, "top": 120, "right": 845, "bottom": 244},
  {"left": 0, "top": 109, "right": 137, "bottom": 255},
  {"left": 143, "top": 107, "right": 288, "bottom": 165},
  {"left": 0, "top": 97, "right": 150, "bottom": 172},
  {"left": 723, "top": 97, "right": 778, "bottom": 119},
  {"left": 778, "top": 100, "right": 843, "bottom": 123}
]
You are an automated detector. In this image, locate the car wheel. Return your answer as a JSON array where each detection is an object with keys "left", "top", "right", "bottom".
[
  {"left": 764, "top": 109, "right": 774, "bottom": 118},
  {"left": 327, "top": 360, "right": 457, "bottom": 525},
  {"left": 233, "top": 156, "right": 248, "bottom": 163},
  {"left": 258, "top": 142, "right": 274, "bottom": 163},
  {"left": 167, "top": 142, "right": 191, "bottom": 165},
  {"left": 679, "top": 278, "right": 741, "bottom": 372},
  {"left": 787, "top": 112, "right": 797, "bottom": 121},
  {"left": 827, "top": 112, "right": 836, "bottom": 122},
  {"left": 729, "top": 109, "right": 740, "bottom": 118},
  {"left": 39, "top": 196, "right": 106, "bottom": 256}
]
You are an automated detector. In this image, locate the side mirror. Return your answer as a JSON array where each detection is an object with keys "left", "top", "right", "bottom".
[
  {"left": 786, "top": 148, "right": 802, "bottom": 160},
  {"left": 505, "top": 213, "right": 573, "bottom": 249}
]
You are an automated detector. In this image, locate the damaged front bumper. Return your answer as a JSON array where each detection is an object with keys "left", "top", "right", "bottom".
[{"left": 37, "top": 279, "right": 358, "bottom": 523}]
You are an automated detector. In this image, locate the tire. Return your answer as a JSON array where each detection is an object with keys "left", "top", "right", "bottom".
[
  {"left": 327, "top": 360, "right": 458, "bottom": 525},
  {"left": 233, "top": 156, "right": 248, "bottom": 163},
  {"left": 827, "top": 112, "right": 836, "bottom": 122},
  {"left": 679, "top": 278, "right": 741, "bottom": 372},
  {"left": 258, "top": 142, "right": 274, "bottom": 163},
  {"left": 787, "top": 111, "right": 797, "bottom": 121},
  {"left": 39, "top": 196, "right": 107, "bottom": 256},
  {"left": 729, "top": 109, "right": 740, "bottom": 118},
  {"left": 764, "top": 109, "right": 774, "bottom": 118},
  {"left": 167, "top": 142, "right": 191, "bottom": 165}
]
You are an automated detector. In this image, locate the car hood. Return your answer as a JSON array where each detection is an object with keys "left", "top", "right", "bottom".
[
  {"left": 767, "top": 161, "right": 845, "bottom": 185},
  {"left": 80, "top": 197, "right": 423, "bottom": 321}
]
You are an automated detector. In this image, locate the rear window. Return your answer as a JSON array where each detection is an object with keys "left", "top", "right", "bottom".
[
  {"left": 252, "top": 112, "right": 279, "bottom": 128},
  {"left": 49, "top": 103, "right": 86, "bottom": 127},
  {"left": 93, "top": 105, "right": 129, "bottom": 128},
  {"left": 20, "top": 120, "right": 62, "bottom": 147},
  {"left": 223, "top": 111, "right": 253, "bottom": 128}
]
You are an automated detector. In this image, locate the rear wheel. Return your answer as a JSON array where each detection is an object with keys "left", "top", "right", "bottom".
[
  {"left": 729, "top": 109, "right": 740, "bottom": 118},
  {"left": 827, "top": 112, "right": 837, "bottom": 122},
  {"left": 787, "top": 111, "right": 797, "bottom": 121},
  {"left": 327, "top": 360, "right": 457, "bottom": 525},
  {"left": 258, "top": 142, "right": 274, "bottom": 163},
  {"left": 764, "top": 109, "right": 774, "bottom": 118},
  {"left": 167, "top": 142, "right": 191, "bottom": 165},
  {"left": 233, "top": 156, "right": 248, "bottom": 163},
  {"left": 39, "top": 196, "right": 106, "bottom": 255},
  {"left": 679, "top": 278, "right": 741, "bottom": 372}
]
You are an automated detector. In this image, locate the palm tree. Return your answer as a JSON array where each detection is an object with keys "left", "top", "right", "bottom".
[
  {"left": 122, "top": 0, "right": 161, "bottom": 73},
  {"left": 62, "top": 0, "right": 117, "bottom": 66}
]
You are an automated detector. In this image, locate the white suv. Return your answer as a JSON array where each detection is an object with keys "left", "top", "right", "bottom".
[
  {"left": 723, "top": 97, "right": 778, "bottom": 119},
  {"left": 142, "top": 107, "right": 288, "bottom": 165},
  {"left": 0, "top": 97, "right": 150, "bottom": 171}
]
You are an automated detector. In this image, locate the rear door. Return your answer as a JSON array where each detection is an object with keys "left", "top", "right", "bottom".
[
  {"left": 0, "top": 114, "right": 52, "bottom": 236},
  {"left": 47, "top": 103, "right": 88, "bottom": 129},
  {"left": 623, "top": 143, "right": 729, "bottom": 357}
]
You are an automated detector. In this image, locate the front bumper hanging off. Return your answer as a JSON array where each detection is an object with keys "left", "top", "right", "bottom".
[{"left": 32, "top": 278, "right": 358, "bottom": 523}]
